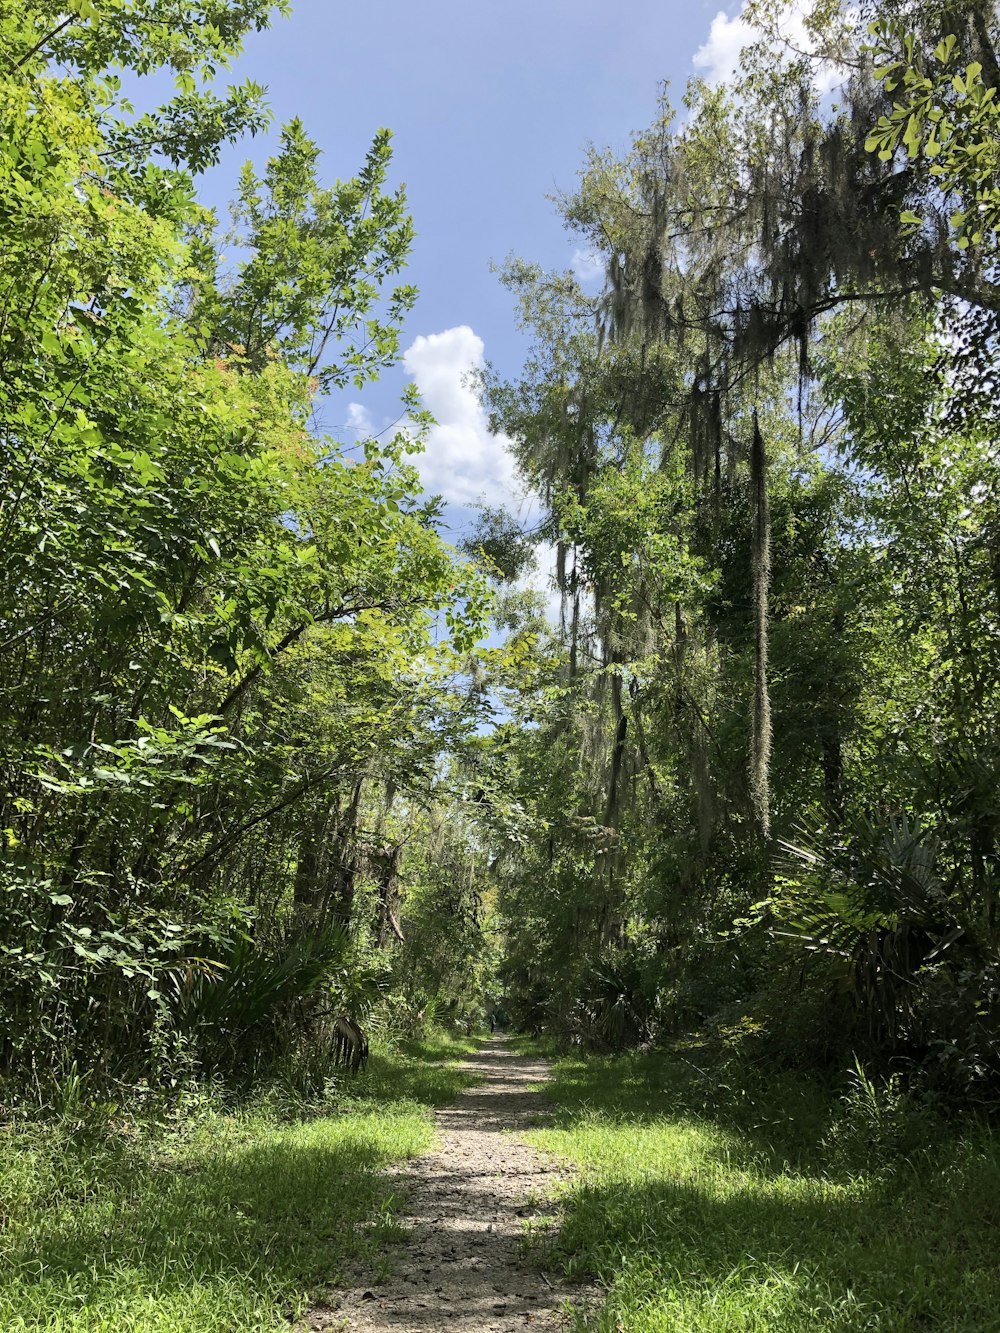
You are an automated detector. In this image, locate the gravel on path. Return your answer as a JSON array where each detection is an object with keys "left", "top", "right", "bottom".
[{"left": 306, "top": 1036, "right": 591, "bottom": 1333}]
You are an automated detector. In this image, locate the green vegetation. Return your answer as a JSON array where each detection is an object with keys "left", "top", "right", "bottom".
[
  {"left": 478, "top": 0, "right": 1000, "bottom": 1107},
  {"left": 528, "top": 1049, "right": 1000, "bottom": 1332},
  {"left": 4, "top": 0, "right": 1000, "bottom": 1323},
  {"left": 0, "top": 0, "right": 494, "bottom": 1094},
  {"left": 0, "top": 1034, "right": 478, "bottom": 1333},
  {"left": 2, "top": 0, "right": 998, "bottom": 1108}
]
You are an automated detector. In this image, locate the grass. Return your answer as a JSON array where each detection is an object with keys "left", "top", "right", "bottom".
[
  {"left": 525, "top": 1050, "right": 1000, "bottom": 1332},
  {"left": 508, "top": 1034, "right": 561, "bottom": 1062},
  {"left": 0, "top": 1032, "right": 479, "bottom": 1332}
]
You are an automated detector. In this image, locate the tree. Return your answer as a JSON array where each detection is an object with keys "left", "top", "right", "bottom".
[
  {"left": 477, "top": 1, "right": 1000, "bottom": 1087},
  {"left": 0, "top": 0, "right": 490, "bottom": 1082}
]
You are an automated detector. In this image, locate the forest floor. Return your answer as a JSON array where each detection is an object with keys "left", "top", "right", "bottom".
[
  {"left": 521, "top": 1048, "right": 1000, "bottom": 1332},
  {"left": 0, "top": 1034, "right": 482, "bottom": 1333},
  {"left": 7, "top": 1035, "right": 998, "bottom": 1332},
  {"left": 308, "top": 1037, "right": 593, "bottom": 1333}
]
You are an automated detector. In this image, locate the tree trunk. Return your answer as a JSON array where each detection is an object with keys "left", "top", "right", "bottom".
[{"left": 750, "top": 411, "right": 772, "bottom": 838}]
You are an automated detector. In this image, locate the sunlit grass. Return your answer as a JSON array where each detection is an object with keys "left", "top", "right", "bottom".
[
  {"left": 527, "top": 1052, "right": 1000, "bottom": 1332},
  {"left": 0, "top": 1032, "right": 479, "bottom": 1332}
]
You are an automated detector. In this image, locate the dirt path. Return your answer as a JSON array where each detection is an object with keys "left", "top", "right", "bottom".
[{"left": 308, "top": 1036, "right": 589, "bottom": 1333}]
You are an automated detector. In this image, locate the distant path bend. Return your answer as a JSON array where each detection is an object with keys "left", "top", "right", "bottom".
[{"left": 309, "top": 1035, "right": 590, "bottom": 1333}]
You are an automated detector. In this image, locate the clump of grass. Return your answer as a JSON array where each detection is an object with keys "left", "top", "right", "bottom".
[
  {"left": 509, "top": 1034, "right": 561, "bottom": 1060},
  {"left": 354, "top": 1031, "right": 481, "bottom": 1107},
  {"left": 527, "top": 1050, "right": 1000, "bottom": 1332},
  {"left": 0, "top": 1034, "right": 477, "bottom": 1333}
]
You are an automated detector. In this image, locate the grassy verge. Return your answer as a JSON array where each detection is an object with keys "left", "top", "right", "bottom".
[
  {"left": 526, "top": 1050, "right": 1000, "bottom": 1332},
  {"left": 507, "top": 1033, "right": 561, "bottom": 1060},
  {"left": 0, "top": 1032, "right": 479, "bottom": 1332}
]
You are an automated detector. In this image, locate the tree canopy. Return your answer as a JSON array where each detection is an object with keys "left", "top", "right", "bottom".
[{"left": 2, "top": 0, "right": 1000, "bottom": 1108}]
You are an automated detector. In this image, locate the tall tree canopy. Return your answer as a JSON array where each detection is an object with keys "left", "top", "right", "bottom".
[
  {"left": 477, "top": 0, "right": 1000, "bottom": 1093},
  {"left": 3, "top": 0, "right": 1000, "bottom": 1104},
  {"left": 0, "top": 0, "right": 491, "bottom": 1081}
]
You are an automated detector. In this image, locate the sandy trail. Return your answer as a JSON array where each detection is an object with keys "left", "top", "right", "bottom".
[{"left": 308, "top": 1036, "right": 589, "bottom": 1333}]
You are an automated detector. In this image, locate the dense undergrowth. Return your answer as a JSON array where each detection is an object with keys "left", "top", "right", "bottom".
[
  {"left": 3, "top": 15, "right": 1000, "bottom": 1330},
  {"left": 526, "top": 1046, "right": 1000, "bottom": 1333},
  {"left": 0, "top": 1033, "right": 478, "bottom": 1333}
]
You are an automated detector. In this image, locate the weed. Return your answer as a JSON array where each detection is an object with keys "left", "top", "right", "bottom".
[
  {"left": 821, "top": 1057, "right": 940, "bottom": 1175},
  {"left": 0, "top": 1033, "right": 475, "bottom": 1332},
  {"left": 527, "top": 1049, "right": 1000, "bottom": 1331}
]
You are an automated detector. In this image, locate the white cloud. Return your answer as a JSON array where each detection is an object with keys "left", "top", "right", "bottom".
[
  {"left": 694, "top": 8, "right": 754, "bottom": 87},
  {"left": 571, "top": 247, "right": 605, "bottom": 288},
  {"left": 348, "top": 326, "right": 558, "bottom": 618},
  {"left": 344, "top": 401, "right": 375, "bottom": 437},
  {"left": 693, "top": 1, "right": 846, "bottom": 94},
  {"left": 401, "top": 325, "right": 521, "bottom": 509}
]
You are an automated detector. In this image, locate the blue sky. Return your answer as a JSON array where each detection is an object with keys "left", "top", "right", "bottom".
[{"left": 195, "top": 0, "right": 765, "bottom": 550}]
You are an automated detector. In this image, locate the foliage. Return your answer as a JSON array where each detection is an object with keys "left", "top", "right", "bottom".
[
  {"left": 475, "top": 0, "right": 1000, "bottom": 1106},
  {"left": 0, "top": 1034, "right": 477, "bottom": 1332},
  {"left": 5, "top": 0, "right": 1000, "bottom": 1134},
  {"left": 461, "top": 504, "right": 537, "bottom": 583},
  {"left": 866, "top": 21, "right": 1000, "bottom": 249},
  {"left": 527, "top": 1048, "right": 1000, "bottom": 1332},
  {"left": 0, "top": 0, "right": 490, "bottom": 1086}
]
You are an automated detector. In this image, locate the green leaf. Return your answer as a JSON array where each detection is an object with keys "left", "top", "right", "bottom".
[{"left": 903, "top": 114, "right": 924, "bottom": 156}]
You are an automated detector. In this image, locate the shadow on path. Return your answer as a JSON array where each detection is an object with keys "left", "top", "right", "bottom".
[{"left": 310, "top": 1036, "right": 590, "bottom": 1333}]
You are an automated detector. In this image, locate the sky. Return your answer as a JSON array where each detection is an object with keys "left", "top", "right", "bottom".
[{"left": 194, "top": 0, "right": 764, "bottom": 549}]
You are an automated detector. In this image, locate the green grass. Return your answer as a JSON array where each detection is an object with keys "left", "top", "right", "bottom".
[
  {"left": 526, "top": 1051, "right": 1000, "bottom": 1332},
  {"left": 508, "top": 1033, "right": 561, "bottom": 1060},
  {"left": 358, "top": 1030, "right": 481, "bottom": 1106},
  {"left": 0, "top": 1032, "right": 480, "bottom": 1332}
]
